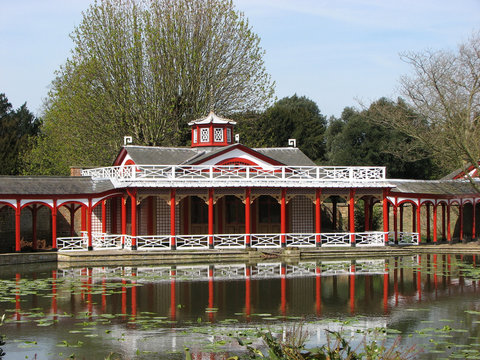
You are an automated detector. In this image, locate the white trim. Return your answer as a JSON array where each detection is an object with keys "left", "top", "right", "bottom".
[
  {"left": 21, "top": 199, "right": 54, "bottom": 208},
  {"left": 57, "top": 199, "right": 89, "bottom": 208},
  {"left": 0, "top": 199, "right": 18, "bottom": 208}
]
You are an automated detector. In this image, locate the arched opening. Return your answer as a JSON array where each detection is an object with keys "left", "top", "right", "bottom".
[
  {"left": 0, "top": 203, "right": 15, "bottom": 253},
  {"left": 255, "top": 195, "right": 280, "bottom": 233}
]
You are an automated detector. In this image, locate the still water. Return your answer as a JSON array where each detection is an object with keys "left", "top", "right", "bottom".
[{"left": 1, "top": 254, "right": 480, "bottom": 359}]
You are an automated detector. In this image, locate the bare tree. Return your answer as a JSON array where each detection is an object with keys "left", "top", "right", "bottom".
[{"left": 370, "top": 32, "right": 480, "bottom": 188}]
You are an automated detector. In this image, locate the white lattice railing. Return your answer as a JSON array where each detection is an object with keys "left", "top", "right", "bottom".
[
  {"left": 355, "top": 232, "right": 386, "bottom": 247},
  {"left": 388, "top": 232, "right": 420, "bottom": 245},
  {"left": 176, "top": 235, "right": 209, "bottom": 249},
  {"left": 137, "top": 235, "right": 171, "bottom": 250},
  {"left": 58, "top": 231, "right": 404, "bottom": 251},
  {"left": 251, "top": 234, "right": 282, "bottom": 248},
  {"left": 213, "top": 234, "right": 246, "bottom": 248},
  {"left": 57, "top": 237, "right": 87, "bottom": 251},
  {"left": 81, "top": 164, "right": 386, "bottom": 185},
  {"left": 321, "top": 233, "right": 351, "bottom": 247},
  {"left": 92, "top": 233, "right": 123, "bottom": 249}
]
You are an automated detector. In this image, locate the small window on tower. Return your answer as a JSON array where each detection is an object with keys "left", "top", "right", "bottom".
[
  {"left": 200, "top": 128, "right": 209, "bottom": 143},
  {"left": 227, "top": 128, "right": 232, "bottom": 143},
  {"left": 193, "top": 128, "right": 198, "bottom": 143},
  {"left": 214, "top": 128, "right": 223, "bottom": 142}
]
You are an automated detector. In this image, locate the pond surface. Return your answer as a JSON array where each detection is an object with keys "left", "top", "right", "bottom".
[{"left": 1, "top": 254, "right": 480, "bottom": 359}]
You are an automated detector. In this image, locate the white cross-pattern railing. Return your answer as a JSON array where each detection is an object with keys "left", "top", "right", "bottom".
[
  {"left": 355, "top": 232, "right": 386, "bottom": 247},
  {"left": 286, "top": 233, "right": 317, "bottom": 247},
  {"left": 388, "top": 232, "right": 420, "bottom": 245},
  {"left": 251, "top": 233, "right": 282, "bottom": 248},
  {"left": 213, "top": 234, "right": 246, "bottom": 248},
  {"left": 57, "top": 237, "right": 86, "bottom": 251},
  {"left": 321, "top": 233, "right": 351, "bottom": 247},
  {"left": 81, "top": 164, "right": 386, "bottom": 185},
  {"left": 136, "top": 235, "right": 170, "bottom": 250},
  {"left": 92, "top": 233, "right": 123, "bottom": 249},
  {"left": 176, "top": 234, "right": 209, "bottom": 249}
]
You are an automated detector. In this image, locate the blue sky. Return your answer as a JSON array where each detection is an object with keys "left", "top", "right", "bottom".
[{"left": 1, "top": 0, "right": 479, "bottom": 118}]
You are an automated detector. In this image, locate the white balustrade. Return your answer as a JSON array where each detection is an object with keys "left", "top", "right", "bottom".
[
  {"left": 92, "top": 233, "right": 123, "bottom": 249},
  {"left": 81, "top": 164, "right": 386, "bottom": 185},
  {"left": 57, "top": 231, "right": 404, "bottom": 251},
  {"left": 213, "top": 234, "right": 245, "bottom": 249},
  {"left": 136, "top": 235, "right": 171, "bottom": 250},
  {"left": 251, "top": 234, "right": 281, "bottom": 248},
  {"left": 57, "top": 237, "right": 87, "bottom": 251},
  {"left": 285, "top": 233, "right": 317, "bottom": 247},
  {"left": 321, "top": 233, "right": 351, "bottom": 247},
  {"left": 388, "top": 232, "right": 420, "bottom": 245},
  {"left": 176, "top": 235, "right": 209, "bottom": 249},
  {"left": 355, "top": 232, "right": 386, "bottom": 247}
]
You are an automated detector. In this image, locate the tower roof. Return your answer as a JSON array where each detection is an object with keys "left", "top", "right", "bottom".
[{"left": 187, "top": 111, "right": 236, "bottom": 126}]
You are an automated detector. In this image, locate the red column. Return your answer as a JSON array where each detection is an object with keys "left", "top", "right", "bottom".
[
  {"left": 52, "top": 199, "right": 57, "bottom": 250},
  {"left": 416, "top": 201, "right": 421, "bottom": 243},
  {"left": 412, "top": 204, "right": 416, "bottom": 232},
  {"left": 281, "top": 189, "right": 287, "bottom": 248},
  {"left": 32, "top": 204, "right": 38, "bottom": 250},
  {"left": 121, "top": 197, "right": 127, "bottom": 247},
  {"left": 101, "top": 200, "right": 106, "bottom": 234},
  {"left": 382, "top": 190, "right": 389, "bottom": 245},
  {"left": 245, "top": 188, "right": 251, "bottom": 247},
  {"left": 15, "top": 199, "right": 21, "bottom": 252},
  {"left": 393, "top": 205, "right": 398, "bottom": 244},
  {"left": 447, "top": 204, "right": 452, "bottom": 243},
  {"left": 473, "top": 200, "right": 476, "bottom": 240},
  {"left": 460, "top": 201, "right": 464, "bottom": 242},
  {"left": 349, "top": 189, "right": 355, "bottom": 246},
  {"left": 441, "top": 203, "right": 446, "bottom": 241},
  {"left": 87, "top": 198, "right": 93, "bottom": 250},
  {"left": 129, "top": 189, "right": 137, "bottom": 249},
  {"left": 315, "top": 189, "right": 321, "bottom": 247},
  {"left": 433, "top": 204, "right": 438, "bottom": 244},
  {"left": 208, "top": 189, "right": 214, "bottom": 249},
  {"left": 426, "top": 203, "right": 431, "bottom": 243},
  {"left": 170, "top": 189, "right": 176, "bottom": 250}
]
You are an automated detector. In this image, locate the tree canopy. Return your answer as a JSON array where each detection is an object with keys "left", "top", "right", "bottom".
[
  {"left": 234, "top": 95, "right": 328, "bottom": 163},
  {"left": 0, "top": 94, "right": 40, "bottom": 175},
  {"left": 369, "top": 32, "right": 480, "bottom": 184},
  {"left": 326, "top": 99, "right": 440, "bottom": 179},
  {"left": 24, "top": 0, "right": 274, "bottom": 174}
]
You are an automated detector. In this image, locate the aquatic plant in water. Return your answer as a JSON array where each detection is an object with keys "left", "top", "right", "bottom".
[{"left": 0, "top": 314, "right": 5, "bottom": 359}]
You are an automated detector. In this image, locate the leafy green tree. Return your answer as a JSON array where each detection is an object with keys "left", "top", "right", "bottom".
[
  {"left": 326, "top": 100, "right": 440, "bottom": 179},
  {"left": 237, "top": 95, "right": 327, "bottom": 163},
  {"left": 25, "top": 0, "right": 275, "bottom": 174},
  {"left": 0, "top": 94, "right": 40, "bottom": 175}
]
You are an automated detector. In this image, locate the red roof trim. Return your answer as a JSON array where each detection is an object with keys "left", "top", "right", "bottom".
[
  {"left": 192, "top": 144, "right": 285, "bottom": 166},
  {"left": 113, "top": 147, "right": 128, "bottom": 166}
]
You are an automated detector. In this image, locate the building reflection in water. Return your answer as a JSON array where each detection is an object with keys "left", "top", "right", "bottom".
[{"left": 6, "top": 254, "right": 480, "bottom": 359}]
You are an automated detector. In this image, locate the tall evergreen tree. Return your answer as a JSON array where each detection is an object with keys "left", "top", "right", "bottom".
[{"left": 0, "top": 94, "right": 40, "bottom": 175}]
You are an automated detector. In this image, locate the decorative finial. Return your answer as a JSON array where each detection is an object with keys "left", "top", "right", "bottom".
[
  {"left": 124, "top": 136, "right": 133, "bottom": 146},
  {"left": 288, "top": 139, "right": 296, "bottom": 147}
]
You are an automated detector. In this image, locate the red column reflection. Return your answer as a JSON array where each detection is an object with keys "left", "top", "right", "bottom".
[
  {"left": 315, "top": 266, "right": 321, "bottom": 316},
  {"left": 170, "top": 267, "right": 176, "bottom": 321},
  {"left": 281, "top": 264, "right": 287, "bottom": 317},
  {"left": 349, "top": 262, "right": 355, "bottom": 315},
  {"left": 245, "top": 266, "right": 251, "bottom": 321}
]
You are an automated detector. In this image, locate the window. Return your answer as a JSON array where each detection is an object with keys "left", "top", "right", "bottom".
[
  {"left": 200, "top": 128, "right": 209, "bottom": 143},
  {"left": 214, "top": 128, "right": 223, "bottom": 142},
  {"left": 193, "top": 128, "right": 197, "bottom": 143},
  {"left": 227, "top": 128, "right": 232, "bottom": 143}
]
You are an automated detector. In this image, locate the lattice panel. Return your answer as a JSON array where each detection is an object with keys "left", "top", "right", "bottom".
[
  {"left": 214, "top": 128, "right": 223, "bottom": 142},
  {"left": 227, "top": 128, "right": 232, "bottom": 143},
  {"left": 92, "top": 206, "right": 102, "bottom": 233},
  {"left": 291, "top": 196, "right": 314, "bottom": 233},
  {"left": 200, "top": 128, "right": 209, "bottom": 143},
  {"left": 139, "top": 199, "right": 148, "bottom": 235},
  {"left": 155, "top": 198, "right": 179, "bottom": 235}
]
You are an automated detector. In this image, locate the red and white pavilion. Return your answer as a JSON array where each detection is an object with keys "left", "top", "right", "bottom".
[{"left": 0, "top": 112, "right": 479, "bottom": 252}]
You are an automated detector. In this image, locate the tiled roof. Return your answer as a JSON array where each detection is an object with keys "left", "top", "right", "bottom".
[
  {"left": 0, "top": 177, "right": 114, "bottom": 195},
  {"left": 254, "top": 148, "right": 316, "bottom": 166},
  {"left": 390, "top": 179, "right": 479, "bottom": 196}
]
